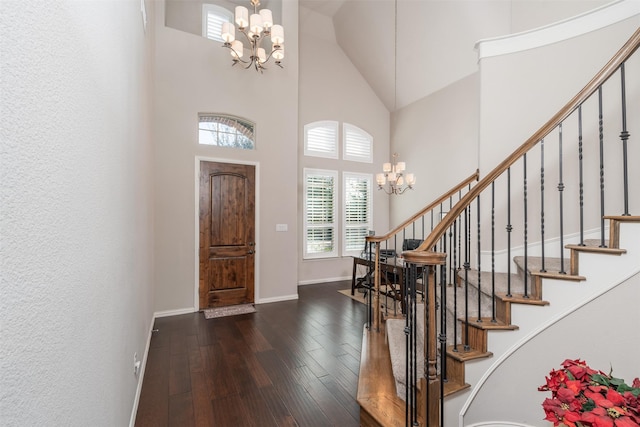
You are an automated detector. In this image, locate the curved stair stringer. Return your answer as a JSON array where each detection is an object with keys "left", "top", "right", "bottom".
[{"left": 454, "top": 221, "right": 640, "bottom": 427}]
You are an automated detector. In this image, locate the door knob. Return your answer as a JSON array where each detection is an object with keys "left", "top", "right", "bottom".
[{"left": 248, "top": 250, "right": 255, "bottom": 255}]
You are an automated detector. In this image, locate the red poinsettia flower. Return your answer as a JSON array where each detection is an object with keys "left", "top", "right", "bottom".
[
  {"left": 562, "top": 358, "right": 600, "bottom": 380},
  {"left": 582, "top": 407, "right": 640, "bottom": 427},
  {"left": 540, "top": 368, "right": 570, "bottom": 392},
  {"left": 540, "top": 360, "right": 640, "bottom": 427}
]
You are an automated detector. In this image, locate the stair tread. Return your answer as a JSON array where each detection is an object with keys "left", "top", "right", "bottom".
[
  {"left": 456, "top": 269, "right": 522, "bottom": 296},
  {"left": 446, "top": 345, "right": 492, "bottom": 362},
  {"left": 496, "top": 293, "right": 549, "bottom": 305},
  {"left": 443, "top": 378, "right": 471, "bottom": 397},
  {"left": 457, "top": 317, "right": 519, "bottom": 331},
  {"left": 530, "top": 270, "right": 585, "bottom": 281},
  {"left": 566, "top": 240, "right": 626, "bottom": 255},
  {"left": 514, "top": 256, "right": 569, "bottom": 274}
]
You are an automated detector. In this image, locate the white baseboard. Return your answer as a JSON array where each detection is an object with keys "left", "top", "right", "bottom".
[
  {"left": 256, "top": 293, "right": 299, "bottom": 304},
  {"left": 129, "top": 313, "right": 156, "bottom": 427},
  {"left": 154, "top": 307, "right": 196, "bottom": 318},
  {"left": 298, "top": 275, "right": 351, "bottom": 286}
]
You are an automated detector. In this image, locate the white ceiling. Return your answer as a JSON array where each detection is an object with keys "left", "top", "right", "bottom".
[
  {"left": 299, "top": 0, "right": 611, "bottom": 112},
  {"left": 298, "top": 0, "right": 346, "bottom": 17}
]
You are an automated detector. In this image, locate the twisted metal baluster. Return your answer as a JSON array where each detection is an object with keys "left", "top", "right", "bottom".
[
  {"left": 620, "top": 62, "right": 631, "bottom": 216},
  {"left": 578, "top": 105, "right": 585, "bottom": 246},
  {"left": 558, "top": 124, "right": 566, "bottom": 274},
  {"left": 524, "top": 153, "right": 529, "bottom": 297},
  {"left": 540, "top": 139, "right": 547, "bottom": 272},
  {"left": 506, "top": 167, "right": 513, "bottom": 297},
  {"left": 599, "top": 87, "right": 607, "bottom": 247}
]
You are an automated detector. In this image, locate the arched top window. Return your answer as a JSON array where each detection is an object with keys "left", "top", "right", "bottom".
[
  {"left": 343, "top": 123, "right": 372, "bottom": 163},
  {"left": 198, "top": 113, "right": 256, "bottom": 150},
  {"left": 202, "top": 4, "right": 233, "bottom": 43},
  {"left": 304, "top": 121, "right": 339, "bottom": 159}
]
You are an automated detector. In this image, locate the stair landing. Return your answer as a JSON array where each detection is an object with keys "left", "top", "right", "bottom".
[{"left": 357, "top": 324, "right": 405, "bottom": 427}]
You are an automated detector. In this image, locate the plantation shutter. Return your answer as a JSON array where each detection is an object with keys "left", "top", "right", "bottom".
[
  {"left": 344, "top": 173, "right": 372, "bottom": 255},
  {"left": 304, "top": 169, "right": 338, "bottom": 258},
  {"left": 202, "top": 4, "right": 233, "bottom": 43},
  {"left": 304, "top": 121, "right": 338, "bottom": 159},
  {"left": 343, "top": 124, "right": 372, "bottom": 163}
]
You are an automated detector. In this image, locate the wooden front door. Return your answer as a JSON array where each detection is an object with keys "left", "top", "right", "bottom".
[{"left": 199, "top": 161, "right": 255, "bottom": 309}]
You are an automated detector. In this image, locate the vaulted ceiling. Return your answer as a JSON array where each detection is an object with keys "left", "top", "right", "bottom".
[{"left": 299, "top": 0, "right": 610, "bottom": 112}]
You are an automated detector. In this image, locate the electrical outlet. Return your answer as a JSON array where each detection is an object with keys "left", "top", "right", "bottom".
[{"left": 133, "top": 352, "right": 141, "bottom": 376}]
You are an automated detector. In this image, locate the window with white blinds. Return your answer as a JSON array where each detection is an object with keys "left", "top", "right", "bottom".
[
  {"left": 343, "top": 124, "right": 373, "bottom": 163},
  {"left": 303, "top": 169, "right": 338, "bottom": 259},
  {"left": 343, "top": 172, "right": 372, "bottom": 255},
  {"left": 202, "top": 4, "right": 233, "bottom": 43},
  {"left": 304, "top": 121, "right": 338, "bottom": 159}
]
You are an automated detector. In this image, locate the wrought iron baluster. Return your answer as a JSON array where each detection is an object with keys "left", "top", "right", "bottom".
[
  {"left": 599, "top": 87, "right": 606, "bottom": 247},
  {"left": 452, "top": 217, "right": 459, "bottom": 352},
  {"left": 440, "top": 226, "right": 448, "bottom": 384},
  {"left": 578, "top": 105, "right": 585, "bottom": 246},
  {"left": 431, "top": 209, "right": 434, "bottom": 232},
  {"left": 524, "top": 153, "right": 529, "bottom": 297},
  {"left": 491, "top": 182, "right": 496, "bottom": 323},
  {"left": 463, "top": 206, "right": 470, "bottom": 351},
  {"left": 540, "top": 139, "right": 547, "bottom": 272},
  {"left": 476, "top": 195, "right": 482, "bottom": 322},
  {"left": 619, "top": 62, "right": 631, "bottom": 216},
  {"left": 506, "top": 167, "right": 512, "bottom": 297},
  {"left": 558, "top": 124, "right": 566, "bottom": 274}
]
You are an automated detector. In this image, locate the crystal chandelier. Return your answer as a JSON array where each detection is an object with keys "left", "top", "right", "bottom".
[
  {"left": 376, "top": 153, "right": 416, "bottom": 195},
  {"left": 220, "top": 0, "right": 284, "bottom": 73}
]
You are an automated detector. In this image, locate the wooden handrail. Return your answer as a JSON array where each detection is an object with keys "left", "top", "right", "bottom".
[
  {"left": 366, "top": 170, "right": 479, "bottom": 244},
  {"left": 408, "top": 26, "right": 640, "bottom": 258}
]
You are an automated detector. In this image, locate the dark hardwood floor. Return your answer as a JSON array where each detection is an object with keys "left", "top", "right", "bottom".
[{"left": 135, "top": 281, "right": 368, "bottom": 427}]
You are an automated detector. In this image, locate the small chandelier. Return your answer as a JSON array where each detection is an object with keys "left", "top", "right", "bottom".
[
  {"left": 376, "top": 153, "right": 416, "bottom": 195},
  {"left": 220, "top": 0, "right": 284, "bottom": 73}
]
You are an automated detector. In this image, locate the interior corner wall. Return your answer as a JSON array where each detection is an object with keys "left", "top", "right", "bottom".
[
  {"left": 298, "top": 23, "right": 391, "bottom": 285},
  {"left": 153, "top": 0, "right": 299, "bottom": 310},
  {"left": 1, "top": 1, "right": 155, "bottom": 425},
  {"left": 390, "top": 73, "right": 480, "bottom": 227}
]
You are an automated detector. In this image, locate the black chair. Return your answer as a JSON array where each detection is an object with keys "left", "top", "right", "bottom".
[{"left": 402, "top": 238, "right": 423, "bottom": 252}]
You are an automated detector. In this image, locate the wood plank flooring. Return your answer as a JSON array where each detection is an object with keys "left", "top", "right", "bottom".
[{"left": 135, "top": 281, "right": 368, "bottom": 427}]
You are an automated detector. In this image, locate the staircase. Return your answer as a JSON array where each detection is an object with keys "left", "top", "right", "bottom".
[{"left": 357, "top": 26, "right": 640, "bottom": 427}]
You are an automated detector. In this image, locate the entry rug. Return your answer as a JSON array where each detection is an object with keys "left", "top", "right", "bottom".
[{"left": 203, "top": 303, "right": 256, "bottom": 319}]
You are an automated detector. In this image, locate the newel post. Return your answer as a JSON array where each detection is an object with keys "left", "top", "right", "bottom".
[{"left": 403, "top": 249, "right": 446, "bottom": 427}]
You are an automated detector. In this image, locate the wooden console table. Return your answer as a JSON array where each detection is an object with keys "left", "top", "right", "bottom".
[{"left": 351, "top": 256, "right": 406, "bottom": 312}]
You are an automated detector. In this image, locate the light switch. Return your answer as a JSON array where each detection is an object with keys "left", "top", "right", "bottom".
[{"left": 276, "top": 224, "right": 288, "bottom": 232}]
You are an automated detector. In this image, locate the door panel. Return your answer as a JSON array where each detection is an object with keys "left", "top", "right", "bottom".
[{"left": 199, "top": 161, "right": 255, "bottom": 309}]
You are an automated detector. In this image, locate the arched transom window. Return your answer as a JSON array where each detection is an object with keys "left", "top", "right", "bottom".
[{"left": 198, "top": 113, "right": 255, "bottom": 150}]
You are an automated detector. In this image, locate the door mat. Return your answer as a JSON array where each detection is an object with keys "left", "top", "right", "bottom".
[{"left": 203, "top": 304, "right": 256, "bottom": 319}]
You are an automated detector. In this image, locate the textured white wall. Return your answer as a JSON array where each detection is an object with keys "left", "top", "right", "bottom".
[{"left": 0, "top": 1, "right": 155, "bottom": 425}]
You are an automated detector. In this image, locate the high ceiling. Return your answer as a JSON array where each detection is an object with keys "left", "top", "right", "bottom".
[
  {"left": 298, "top": 0, "right": 345, "bottom": 17},
  {"left": 299, "top": 0, "right": 610, "bottom": 112}
]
